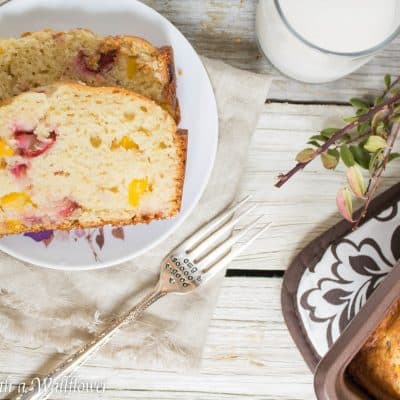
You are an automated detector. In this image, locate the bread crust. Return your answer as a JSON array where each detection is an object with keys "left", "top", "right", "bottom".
[
  {"left": 158, "top": 46, "right": 180, "bottom": 123},
  {"left": 348, "top": 299, "right": 400, "bottom": 400},
  {"left": 0, "top": 82, "right": 187, "bottom": 237}
]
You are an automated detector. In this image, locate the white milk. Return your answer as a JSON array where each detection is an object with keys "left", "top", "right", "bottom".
[{"left": 256, "top": 0, "right": 400, "bottom": 83}]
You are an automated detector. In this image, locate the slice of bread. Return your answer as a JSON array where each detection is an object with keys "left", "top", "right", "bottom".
[
  {"left": 0, "top": 82, "right": 187, "bottom": 236},
  {"left": 0, "top": 28, "right": 179, "bottom": 121}
]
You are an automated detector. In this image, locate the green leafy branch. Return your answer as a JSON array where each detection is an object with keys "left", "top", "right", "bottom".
[{"left": 275, "top": 75, "right": 400, "bottom": 226}]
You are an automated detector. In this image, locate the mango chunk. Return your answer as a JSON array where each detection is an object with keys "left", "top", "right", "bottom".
[
  {"left": 126, "top": 56, "right": 138, "bottom": 80},
  {"left": 111, "top": 136, "right": 139, "bottom": 151},
  {"left": 0, "top": 139, "right": 14, "bottom": 157},
  {"left": 0, "top": 192, "right": 33, "bottom": 211},
  {"left": 128, "top": 178, "right": 148, "bottom": 207},
  {"left": 90, "top": 136, "right": 102, "bottom": 148},
  {"left": 120, "top": 136, "right": 139, "bottom": 151}
]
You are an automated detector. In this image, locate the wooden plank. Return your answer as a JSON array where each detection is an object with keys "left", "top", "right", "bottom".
[
  {"left": 229, "top": 102, "right": 400, "bottom": 270},
  {"left": 141, "top": 0, "right": 400, "bottom": 102},
  {"left": 0, "top": 278, "right": 314, "bottom": 399}
]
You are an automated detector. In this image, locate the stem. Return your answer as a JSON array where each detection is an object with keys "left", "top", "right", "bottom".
[
  {"left": 353, "top": 121, "right": 400, "bottom": 228},
  {"left": 275, "top": 93, "right": 400, "bottom": 188},
  {"left": 332, "top": 128, "right": 371, "bottom": 151}
]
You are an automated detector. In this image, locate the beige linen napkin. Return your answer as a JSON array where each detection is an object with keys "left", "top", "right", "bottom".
[{"left": 0, "top": 58, "right": 272, "bottom": 370}]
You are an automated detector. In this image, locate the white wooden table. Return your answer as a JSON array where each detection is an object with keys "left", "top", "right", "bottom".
[{"left": 3, "top": 1, "right": 400, "bottom": 399}]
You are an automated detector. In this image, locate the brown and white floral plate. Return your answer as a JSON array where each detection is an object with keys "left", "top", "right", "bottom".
[
  {"left": 0, "top": 0, "right": 218, "bottom": 270},
  {"left": 282, "top": 183, "right": 400, "bottom": 371}
]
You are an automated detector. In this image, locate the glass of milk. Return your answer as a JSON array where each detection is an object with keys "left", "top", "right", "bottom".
[{"left": 256, "top": 0, "right": 400, "bottom": 83}]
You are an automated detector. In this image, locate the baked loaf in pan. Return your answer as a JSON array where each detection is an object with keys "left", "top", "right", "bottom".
[
  {"left": 0, "top": 82, "right": 186, "bottom": 236},
  {"left": 348, "top": 299, "right": 400, "bottom": 400},
  {"left": 0, "top": 28, "right": 179, "bottom": 121}
]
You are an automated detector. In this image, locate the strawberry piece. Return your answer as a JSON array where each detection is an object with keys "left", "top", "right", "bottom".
[
  {"left": 76, "top": 50, "right": 118, "bottom": 74},
  {"left": 58, "top": 198, "right": 79, "bottom": 218},
  {"left": 10, "top": 163, "right": 28, "bottom": 178},
  {"left": 97, "top": 50, "right": 118, "bottom": 72},
  {"left": 14, "top": 130, "right": 56, "bottom": 158}
]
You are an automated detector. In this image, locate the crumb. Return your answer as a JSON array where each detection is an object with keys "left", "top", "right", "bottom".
[
  {"left": 235, "top": 37, "right": 241, "bottom": 44},
  {"left": 178, "top": 68, "right": 183, "bottom": 76},
  {"left": 54, "top": 170, "right": 70, "bottom": 177}
]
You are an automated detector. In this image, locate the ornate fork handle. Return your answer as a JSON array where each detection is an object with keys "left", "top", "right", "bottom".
[{"left": 17, "top": 289, "right": 167, "bottom": 400}]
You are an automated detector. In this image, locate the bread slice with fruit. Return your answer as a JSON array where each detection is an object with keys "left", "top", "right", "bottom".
[
  {"left": 0, "top": 28, "right": 179, "bottom": 121},
  {"left": 0, "top": 82, "right": 187, "bottom": 236}
]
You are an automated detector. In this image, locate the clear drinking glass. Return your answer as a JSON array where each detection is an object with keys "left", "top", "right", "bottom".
[{"left": 256, "top": 0, "right": 400, "bottom": 83}]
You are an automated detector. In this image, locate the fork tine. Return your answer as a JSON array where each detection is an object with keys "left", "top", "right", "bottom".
[
  {"left": 178, "top": 195, "right": 252, "bottom": 251},
  {"left": 197, "top": 216, "right": 266, "bottom": 270},
  {"left": 227, "top": 221, "right": 272, "bottom": 261},
  {"left": 189, "top": 203, "right": 257, "bottom": 260},
  {"left": 201, "top": 222, "right": 272, "bottom": 282}
]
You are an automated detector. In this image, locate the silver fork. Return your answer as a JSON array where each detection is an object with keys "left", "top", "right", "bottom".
[{"left": 17, "top": 196, "right": 271, "bottom": 400}]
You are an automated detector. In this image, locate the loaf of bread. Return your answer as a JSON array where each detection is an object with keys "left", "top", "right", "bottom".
[
  {"left": 0, "top": 82, "right": 186, "bottom": 236},
  {"left": 0, "top": 28, "right": 179, "bottom": 121},
  {"left": 348, "top": 299, "right": 400, "bottom": 400}
]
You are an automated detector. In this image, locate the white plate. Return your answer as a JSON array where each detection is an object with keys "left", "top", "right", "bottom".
[{"left": 0, "top": 0, "right": 218, "bottom": 270}]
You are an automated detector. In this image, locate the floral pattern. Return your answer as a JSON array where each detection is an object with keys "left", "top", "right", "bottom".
[{"left": 297, "top": 203, "right": 400, "bottom": 356}]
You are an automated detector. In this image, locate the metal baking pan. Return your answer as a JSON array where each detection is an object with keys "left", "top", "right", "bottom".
[{"left": 314, "top": 262, "right": 400, "bottom": 400}]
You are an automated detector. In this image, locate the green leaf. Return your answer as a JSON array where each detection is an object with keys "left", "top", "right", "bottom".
[
  {"left": 389, "top": 152, "right": 400, "bottom": 162},
  {"left": 369, "top": 149, "right": 384, "bottom": 174},
  {"left": 374, "top": 96, "right": 383, "bottom": 106},
  {"left": 327, "top": 148, "right": 339, "bottom": 159},
  {"left": 391, "top": 114, "right": 400, "bottom": 124},
  {"left": 340, "top": 145, "right": 355, "bottom": 167},
  {"left": 320, "top": 128, "right": 340, "bottom": 139},
  {"left": 394, "top": 104, "right": 400, "bottom": 114},
  {"left": 375, "top": 121, "right": 387, "bottom": 137},
  {"left": 350, "top": 98, "right": 369, "bottom": 110},
  {"left": 296, "top": 148, "right": 315, "bottom": 163},
  {"left": 364, "top": 135, "right": 387, "bottom": 152},
  {"left": 356, "top": 108, "right": 366, "bottom": 116},
  {"left": 321, "top": 151, "right": 339, "bottom": 170},
  {"left": 336, "top": 187, "right": 354, "bottom": 222},
  {"left": 340, "top": 133, "right": 352, "bottom": 142},
  {"left": 343, "top": 116, "right": 358, "bottom": 123},
  {"left": 349, "top": 145, "right": 371, "bottom": 170},
  {"left": 307, "top": 140, "right": 321, "bottom": 147},
  {"left": 309, "top": 135, "right": 328, "bottom": 142},
  {"left": 357, "top": 121, "right": 370, "bottom": 134},
  {"left": 384, "top": 74, "right": 391, "bottom": 89},
  {"left": 347, "top": 165, "right": 366, "bottom": 198}
]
